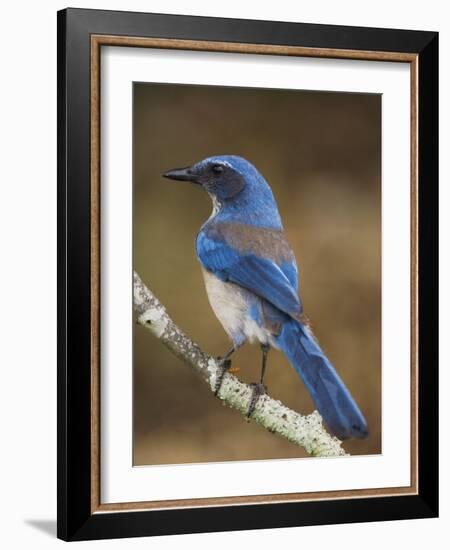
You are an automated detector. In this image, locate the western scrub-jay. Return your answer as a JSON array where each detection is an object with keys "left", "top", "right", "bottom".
[{"left": 163, "top": 155, "right": 368, "bottom": 440}]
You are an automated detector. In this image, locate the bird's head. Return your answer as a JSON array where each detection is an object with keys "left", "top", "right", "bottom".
[
  {"left": 162, "top": 155, "right": 262, "bottom": 202},
  {"left": 163, "top": 155, "right": 282, "bottom": 228}
]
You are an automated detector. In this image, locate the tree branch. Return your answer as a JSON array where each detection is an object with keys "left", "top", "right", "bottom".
[{"left": 133, "top": 271, "right": 347, "bottom": 457}]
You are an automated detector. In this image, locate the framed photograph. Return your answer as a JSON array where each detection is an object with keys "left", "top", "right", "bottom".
[{"left": 57, "top": 8, "right": 438, "bottom": 541}]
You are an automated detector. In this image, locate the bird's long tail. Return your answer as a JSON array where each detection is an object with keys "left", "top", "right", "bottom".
[{"left": 276, "top": 319, "right": 368, "bottom": 440}]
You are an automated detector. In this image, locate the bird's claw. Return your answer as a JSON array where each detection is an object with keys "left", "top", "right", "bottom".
[
  {"left": 246, "top": 382, "right": 267, "bottom": 418},
  {"left": 214, "top": 357, "right": 232, "bottom": 396}
]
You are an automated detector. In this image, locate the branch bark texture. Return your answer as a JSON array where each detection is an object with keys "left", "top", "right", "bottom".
[{"left": 133, "top": 271, "right": 347, "bottom": 457}]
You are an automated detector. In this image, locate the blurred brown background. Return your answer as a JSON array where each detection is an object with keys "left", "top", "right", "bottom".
[{"left": 133, "top": 83, "right": 381, "bottom": 465}]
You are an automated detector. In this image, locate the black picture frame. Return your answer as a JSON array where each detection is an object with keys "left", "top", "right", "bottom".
[{"left": 57, "top": 7, "right": 438, "bottom": 541}]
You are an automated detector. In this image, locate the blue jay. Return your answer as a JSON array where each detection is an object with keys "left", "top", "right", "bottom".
[{"left": 163, "top": 155, "right": 368, "bottom": 440}]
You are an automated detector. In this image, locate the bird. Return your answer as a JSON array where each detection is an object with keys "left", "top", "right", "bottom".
[{"left": 163, "top": 155, "right": 368, "bottom": 440}]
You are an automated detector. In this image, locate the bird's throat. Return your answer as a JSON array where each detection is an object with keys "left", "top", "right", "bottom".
[{"left": 207, "top": 193, "right": 222, "bottom": 222}]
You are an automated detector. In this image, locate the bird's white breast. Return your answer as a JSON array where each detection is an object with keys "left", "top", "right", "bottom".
[{"left": 201, "top": 268, "right": 272, "bottom": 346}]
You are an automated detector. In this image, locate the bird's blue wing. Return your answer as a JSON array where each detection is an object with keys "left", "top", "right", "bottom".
[{"left": 196, "top": 230, "right": 302, "bottom": 320}]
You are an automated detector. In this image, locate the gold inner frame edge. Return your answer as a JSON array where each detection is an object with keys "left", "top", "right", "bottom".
[{"left": 90, "top": 35, "right": 419, "bottom": 514}]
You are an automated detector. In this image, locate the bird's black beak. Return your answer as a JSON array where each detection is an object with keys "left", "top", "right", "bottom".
[{"left": 162, "top": 166, "right": 200, "bottom": 184}]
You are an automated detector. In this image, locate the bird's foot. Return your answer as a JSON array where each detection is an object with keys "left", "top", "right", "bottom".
[
  {"left": 214, "top": 357, "right": 232, "bottom": 396},
  {"left": 246, "top": 383, "right": 267, "bottom": 418}
]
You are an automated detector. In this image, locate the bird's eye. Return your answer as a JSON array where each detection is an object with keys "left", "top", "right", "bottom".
[{"left": 211, "top": 164, "right": 224, "bottom": 175}]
